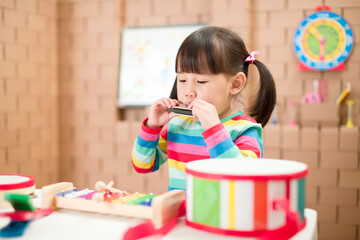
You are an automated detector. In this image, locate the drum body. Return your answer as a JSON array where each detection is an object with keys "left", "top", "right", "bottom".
[{"left": 185, "top": 158, "right": 308, "bottom": 237}]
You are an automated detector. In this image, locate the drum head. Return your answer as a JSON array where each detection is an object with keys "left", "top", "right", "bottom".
[
  {"left": 0, "top": 174, "right": 35, "bottom": 190},
  {"left": 185, "top": 158, "right": 308, "bottom": 180}
]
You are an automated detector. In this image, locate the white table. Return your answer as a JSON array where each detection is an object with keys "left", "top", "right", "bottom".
[{"left": 0, "top": 190, "right": 317, "bottom": 240}]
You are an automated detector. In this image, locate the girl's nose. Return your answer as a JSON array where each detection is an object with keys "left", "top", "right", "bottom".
[
  {"left": 185, "top": 84, "right": 196, "bottom": 98},
  {"left": 185, "top": 91, "right": 194, "bottom": 97}
]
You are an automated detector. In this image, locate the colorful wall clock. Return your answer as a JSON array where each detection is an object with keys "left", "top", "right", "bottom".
[{"left": 293, "top": 6, "right": 354, "bottom": 71}]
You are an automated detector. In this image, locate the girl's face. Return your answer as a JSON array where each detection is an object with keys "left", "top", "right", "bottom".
[{"left": 176, "top": 72, "right": 236, "bottom": 119}]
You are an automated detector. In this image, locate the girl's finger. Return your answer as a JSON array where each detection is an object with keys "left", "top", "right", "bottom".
[
  {"left": 169, "top": 99, "right": 179, "bottom": 107},
  {"left": 155, "top": 98, "right": 166, "bottom": 106},
  {"left": 161, "top": 98, "right": 174, "bottom": 109},
  {"left": 194, "top": 99, "right": 207, "bottom": 106},
  {"left": 188, "top": 101, "right": 195, "bottom": 108},
  {"left": 189, "top": 99, "right": 206, "bottom": 108},
  {"left": 156, "top": 101, "right": 167, "bottom": 109}
]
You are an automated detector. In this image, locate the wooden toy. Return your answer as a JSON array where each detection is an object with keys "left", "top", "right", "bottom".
[
  {"left": 167, "top": 106, "right": 192, "bottom": 116},
  {"left": 318, "top": 79, "right": 329, "bottom": 103},
  {"left": 346, "top": 100, "right": 354, "bottom": 128},
  {"left": 41, "top": 182, "right": 185, "bottom": 228},
  {"left": 335, "top": 82, "right": 351, "bottom": 105},
  {"left": 0, "top": 174, "right": 36, "bottom": 209}
]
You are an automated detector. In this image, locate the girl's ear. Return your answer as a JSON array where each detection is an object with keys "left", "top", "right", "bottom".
[{"left": 230, "top": 72, "right": 246, "bottom": 95}]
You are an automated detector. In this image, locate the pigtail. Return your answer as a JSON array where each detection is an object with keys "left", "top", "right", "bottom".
[{"left": 248, "top": 60, "right": 276, "bottom": 127}]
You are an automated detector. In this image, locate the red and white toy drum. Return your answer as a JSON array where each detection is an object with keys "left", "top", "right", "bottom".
[
  {"left": 185, "top": 158, "right": 308, "bottom": 239},
  {"left": 0, "top": 174, "right": 35, "bottom": 209}
]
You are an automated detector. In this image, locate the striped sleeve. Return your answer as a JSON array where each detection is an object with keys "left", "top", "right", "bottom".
[
  {"left": 131, "top": 118, "right": 168, "bottom": 173},
  {"left": 234, "top": 128, "right": 262, "bottom": 158},
  {"left": 202, "top": 123, "right": 262, "bottom": 159}
]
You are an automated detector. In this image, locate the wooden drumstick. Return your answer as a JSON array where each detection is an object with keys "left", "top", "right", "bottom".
[{"left": 94, "top": 181, "right": 123, "bottom": 193}]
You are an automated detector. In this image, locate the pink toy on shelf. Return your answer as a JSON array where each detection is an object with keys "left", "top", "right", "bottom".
[
  {"left": 302, "top": 79, "right": 321, "bottom": 104},
  {"left": 288, "top": 100, "right": 296, "bottom": 126}
]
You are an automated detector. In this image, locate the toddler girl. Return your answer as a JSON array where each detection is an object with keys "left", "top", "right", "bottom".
[{"left": 131, "top": 26, "right": 276, "bottom": 191}]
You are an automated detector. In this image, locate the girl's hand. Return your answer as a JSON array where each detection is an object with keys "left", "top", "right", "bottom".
[
  {"left": 146, "top": 98, "right": 178, "bottom": 129},
  {"left": 188, "top": 100, "right": 221, "bottom": 130}
]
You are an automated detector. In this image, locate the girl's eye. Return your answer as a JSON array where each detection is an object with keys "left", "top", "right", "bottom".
[
  {"left": 197, "top": 81, "right": 207, "bottom": 84},
  {"left": 179, "top": 79, "right": 186, "bottom": 83}
]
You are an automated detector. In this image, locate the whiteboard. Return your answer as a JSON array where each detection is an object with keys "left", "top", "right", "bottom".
[{"left": 117, "top": 25, "right": 206, "bottom": 107}]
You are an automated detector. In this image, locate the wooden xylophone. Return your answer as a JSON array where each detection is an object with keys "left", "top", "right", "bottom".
[{"left": 41, "top": 182, "right": 185, "bottom": 227}]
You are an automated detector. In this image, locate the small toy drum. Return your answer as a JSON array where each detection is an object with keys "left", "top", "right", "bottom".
[
  {"left": 185, "top": 158, "right": 308, "bottom": 238},
  {"left": 0, "top": 174, "right": 35, "bottom": 209}
]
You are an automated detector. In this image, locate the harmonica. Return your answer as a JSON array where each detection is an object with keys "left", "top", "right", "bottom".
[{"left": 167, "top": 106, "right": 193, "bottom": 116}]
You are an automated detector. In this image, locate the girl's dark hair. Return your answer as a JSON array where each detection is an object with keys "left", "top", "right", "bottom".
[
  {"left": 169, "top": 77, "right": 177, "bottom": 99},
  {"left": 171, "top": 26, "right": 276, "bottom": 127}
]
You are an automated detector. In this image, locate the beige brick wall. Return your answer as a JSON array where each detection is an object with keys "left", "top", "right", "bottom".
[
  {"left": 1, "top": 0, "right": 360, "bottom": 239},
  {"left": 0, "top": 0, "right": 59, "bottom": 187},
  {"left": 58, "top": 0, "right": 124, "bottom": 189}
]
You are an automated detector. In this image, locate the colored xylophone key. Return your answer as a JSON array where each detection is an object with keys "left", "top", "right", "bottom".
[
  {"left": 125, "top": 194, "right": 158, "bottom": 206},
  {"left": 111, "top": 193, "right": 144, "bottom": 204},
  {"left": 54, "top": 189, "right": 158, "bottom": 207}
]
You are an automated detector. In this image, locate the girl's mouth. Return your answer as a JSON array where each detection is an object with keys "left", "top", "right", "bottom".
[{"left": 178, "top": 102, "right": 190, "bottom": 108}]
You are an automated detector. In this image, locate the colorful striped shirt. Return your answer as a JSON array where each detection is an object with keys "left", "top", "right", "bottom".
[{"left": 131, "top": 111, "right": 263, "bottom": 191}]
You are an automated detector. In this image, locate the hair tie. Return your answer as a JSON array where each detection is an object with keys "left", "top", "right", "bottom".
[{"left": 245, "top": 51, "right": 260, "bottom": 64}]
